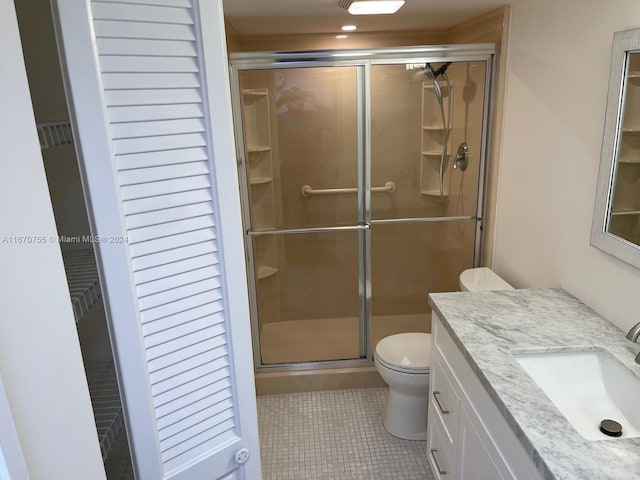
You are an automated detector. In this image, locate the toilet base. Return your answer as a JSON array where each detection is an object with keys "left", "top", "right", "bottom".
[{"left": 382, "top": 388, "right": 428, "bottom": 440}]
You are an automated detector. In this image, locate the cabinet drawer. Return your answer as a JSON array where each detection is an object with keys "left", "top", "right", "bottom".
[
  {"left": 430, "top": 356, "right": 459, "bottom": 445},
  {"left": 427, "top": 410, "right": 456, "bottom": 480}
]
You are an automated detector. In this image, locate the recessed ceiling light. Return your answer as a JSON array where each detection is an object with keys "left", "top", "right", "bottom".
[
  {"left": 336, "top": 34, "right": 349, "bottom": 39},
  {"left": 341, "top": 25, "right": 358, "bottom": 31},
  {"left": 341, "top": 0, "right": 405, "bottom": 15}
]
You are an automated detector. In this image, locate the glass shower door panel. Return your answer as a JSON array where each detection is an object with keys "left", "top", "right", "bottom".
[
  {"left": 253, "top": 231, "right": 361, "bottom": 365},
  {"left": 370, "top": 220, "right": 476, "bottom": 347},
  {"left": 238, "top": 66, "right": 360, "bottom": 231},
  {"left": 370, "top": 62, "right": 487, "bottom": 220}
]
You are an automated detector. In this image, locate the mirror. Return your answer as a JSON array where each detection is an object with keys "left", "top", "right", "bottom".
[{"left": 592, "top": 28, "right": 640, "bottom": 268}]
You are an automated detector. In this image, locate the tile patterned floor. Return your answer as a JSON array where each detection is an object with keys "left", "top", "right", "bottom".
[{"left": 257, "top": 388, "right": 435, "bottom": 480}]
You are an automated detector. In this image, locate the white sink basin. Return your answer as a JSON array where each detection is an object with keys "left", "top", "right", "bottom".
[{"left": 513, "top": 348, "right": 640, "bottom": 440}]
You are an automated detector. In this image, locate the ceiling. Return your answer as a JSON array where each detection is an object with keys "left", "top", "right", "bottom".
[{"left": 222, "top": 0, "right": 506, "bottom": 36}]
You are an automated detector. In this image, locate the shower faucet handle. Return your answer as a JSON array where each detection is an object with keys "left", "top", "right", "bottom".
[{"left": 454, "top": 142, "right": 470, "bottom": 171}]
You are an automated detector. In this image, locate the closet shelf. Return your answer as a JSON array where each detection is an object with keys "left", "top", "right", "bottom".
[
  {"left": 62, "top": 248, "right": 102, "bottom": 323},
  {"left": 37, "top": 120, "right": 74, "bottom": 150},
  {"left": 85, "top": 362, "right": 125, "bottom": 462},
  {"left": 622, "top": 128, "right": 640, "bottom": 135}
]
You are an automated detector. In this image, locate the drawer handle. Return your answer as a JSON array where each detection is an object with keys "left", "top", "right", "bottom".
[
  {"left": 430, "top": 448, "right": 448, "bottom": 475},
  {"left": 432, "top": 391, "right": 450, "bottom": 414}
]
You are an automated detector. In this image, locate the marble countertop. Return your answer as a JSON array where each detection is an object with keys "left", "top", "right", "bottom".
[{"left": 428, "top": 288, "right": 640, "bottom": 480}]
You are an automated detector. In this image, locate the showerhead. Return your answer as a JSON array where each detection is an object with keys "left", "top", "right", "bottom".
[
  {"left": 422, "top": 63, "right": 437, "bottom": 81},
  {"left": 423, "top": 62, "right": 452, "bottom": 80}
]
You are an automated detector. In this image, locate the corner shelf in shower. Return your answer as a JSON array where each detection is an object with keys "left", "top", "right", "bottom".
[
  {"left": 250, "top": 176, "right": 273, "bottom": 185},
  {"left": 247, "top": 146, "right": 271, "bottom": 153},
  {"left": 241, "top": 85, "right": 282, "bottom": 326},
  {"left": 257, "top": 266, "right": 278, "bottom": 280},
  {"left": 420, "top": 81, "right": 453, "bottom": 201}
]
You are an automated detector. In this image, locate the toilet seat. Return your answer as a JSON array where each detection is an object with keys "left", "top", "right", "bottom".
[{"left": 375, "top": 333, "right": 431, "bottom": 374}]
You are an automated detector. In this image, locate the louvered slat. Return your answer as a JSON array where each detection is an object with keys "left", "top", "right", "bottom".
[
  {"left": 120, "top": 174, "right": 210, "bottom": 201},
  {"left": 157, "top": 386, "right": 232, "bottom": 431},
  {"left": 138, "top": 277, "right": 221, "bottom": 312},
  {"left": 127, "top": 202, "right": 214, "bottom": 230},
  {"left": 123, "top": 189, "right": 212, "bottom": 216},
  {"left": 119, "top": 162, "right": 209, "bottom": 185},
  {"left": 96, "top": 0, "right": 192, "bottom": 7},
  {"left": 91, "top": 2, "right": 194, "bottom": 25},
  {"left": 159, "top": 398, "right": 234, "bottom": 444},
  {"left": 106, "top": 89, "right": 202, "bottom": 107},
  {"left": 128, "top": 215, "right": 213, "bottom": 244},
  {"left": 108, "top": 104, "right": 203, "bottom": 123},
  {"left": 148, "top": 345, "right": 228, "bottom": 385},
  {"left": 142, "top": 301, "right": 224, "bottom": 338},
  {"left": 129, "top": 227, "right": 215, "bottom": 258},
  {"left": 113, "top": 119, "right": 204, "bottom": 140},
  {"left": 140, "top": 289, "right": 223, "bottom": 325},
  {"left": 103, "top": 72, "right": 199, "bottom": 90},
  {"left": 137, "top": 263, "right": 219, "bottom": 298},
  {"left": 100, "top": 55, "right": 199, "bottom": 73},
  {"left": 145, "top": 314, "right": 224, "bottom": 350},
  {"left": 151, "top": 357, "right": 228, "bottom": 399},
  {"left": 131, "top": 240, "right": 216, "bottom": 271},
  {"left": 94, "top": 20, "right": 195, "bottom": 41},
  {"left": 147, "top": 323, "right": 225, "bottom": 362}
]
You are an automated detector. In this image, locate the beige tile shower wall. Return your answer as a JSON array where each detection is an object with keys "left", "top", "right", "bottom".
[
  {"left": 448, "top": 6, "right": 511, "bottom": 267},
  {"left": 264, "top": 67, "right": 360, "bottom": 323}
]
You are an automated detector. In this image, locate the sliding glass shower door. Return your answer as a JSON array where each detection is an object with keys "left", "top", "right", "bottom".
[
  {"left": 236, "top": 66, "right": 365, "bottom": 365},
  {"left": 369, "top": 61, "right": 489, "bottom": 347},
  {"left": 231, "top": 47, "right": 493, "bottom": 368}
]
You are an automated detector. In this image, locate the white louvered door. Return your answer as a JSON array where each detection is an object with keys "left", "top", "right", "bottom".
[{"left": 53, "top": 1, "right": 261, "bottom": 479}]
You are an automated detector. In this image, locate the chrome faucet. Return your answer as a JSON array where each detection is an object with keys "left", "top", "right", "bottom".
[{"left": 626, "top": 322, "right": 640, "bottom": 364}]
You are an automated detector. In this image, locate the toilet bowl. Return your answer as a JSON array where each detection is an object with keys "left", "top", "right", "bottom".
[
  {"left": 375, "top": 268, "right": 513, "bottom": 441},
  {"left": 374, "top": 332, "right": 431, "bottom": 440}
]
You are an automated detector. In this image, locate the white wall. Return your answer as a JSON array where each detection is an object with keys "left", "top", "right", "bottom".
[
  {"left": 0, "top": 2, "right": 105, "bottom": 478},
  {"left": 494, "top": 0, "right": 640, "bottom": 331}
]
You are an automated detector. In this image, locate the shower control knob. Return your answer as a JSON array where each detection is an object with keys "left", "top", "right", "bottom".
[
  {"left": 235, "top": 448, "right": 250, "bottom": 465},
  {"left": 454, "top": 142, "right": 470, "bottom": 171}
]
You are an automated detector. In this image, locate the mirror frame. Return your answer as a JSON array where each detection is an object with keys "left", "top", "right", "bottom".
[{"left": 591, "top": 28, "right": 640, "bottom": 269}]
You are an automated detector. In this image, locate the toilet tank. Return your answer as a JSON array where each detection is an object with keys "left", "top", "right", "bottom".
[{"left": 459, "top": 267, "right": 514, "bottom": 292}]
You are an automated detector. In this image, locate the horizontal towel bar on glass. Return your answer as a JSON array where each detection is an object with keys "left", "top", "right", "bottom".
[{"left": 301, "top": 181, "right": 395, "bottom": 197}]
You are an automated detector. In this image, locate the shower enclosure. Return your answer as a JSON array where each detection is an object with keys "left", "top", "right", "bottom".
[{"left": 229, "top": 45, "right": 494, "bottom": 369}]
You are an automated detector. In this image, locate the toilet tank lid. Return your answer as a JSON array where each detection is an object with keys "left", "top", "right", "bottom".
[
  {"left": 375, "top": 333, "right": 431, "bottom": 369},
  {"left": 459, "top": 267, "right": 514, "bottom": 291}
]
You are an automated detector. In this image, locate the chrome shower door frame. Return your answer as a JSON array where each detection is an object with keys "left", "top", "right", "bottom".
[{"left": 229, "top": 44, "right": 496, "bottom": 372}]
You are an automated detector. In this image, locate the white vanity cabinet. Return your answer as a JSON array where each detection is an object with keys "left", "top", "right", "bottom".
[{"left": 427, "top": 313, "right": 543, "bottom": 480}]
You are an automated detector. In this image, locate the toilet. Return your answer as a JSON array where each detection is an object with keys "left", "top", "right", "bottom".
[{"left": 374, "top": 267, "right": 513, "bottom": 440}]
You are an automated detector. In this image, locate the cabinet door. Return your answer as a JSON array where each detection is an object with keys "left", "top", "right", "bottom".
[
  {"left": 53, "top": 0, "right": 261, "bottom": 479},
  {"left": 458, "top": 407, "right": 504, "bottom": 480}
]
